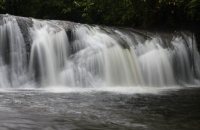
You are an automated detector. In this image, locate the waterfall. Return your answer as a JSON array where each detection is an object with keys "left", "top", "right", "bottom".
[
  {"left": 0, "top": 15, "right": 28, "bottom": 87},
  {"left": 0, "top": 14, "right": 200, "bottom": 88},
  {"left": 29, "top": 20, "right": 69, "bottom": 86}
]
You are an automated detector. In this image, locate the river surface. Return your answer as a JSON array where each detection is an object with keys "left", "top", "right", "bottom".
[{"left": 0, "top": 87, "right": 199, "bottom": 130}]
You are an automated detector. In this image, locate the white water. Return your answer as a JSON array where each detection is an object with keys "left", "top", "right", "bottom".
[
  {"left": 0, "top": 15, "right": 200, "bottom": 90},
  {"left": 29, "top": 20, "right": 69, "bottom": 86},
  {"left": 0, "top": 15, "right": 28, "bottom": 87}
]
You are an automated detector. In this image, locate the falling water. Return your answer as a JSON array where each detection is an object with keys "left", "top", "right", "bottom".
[
  {"left": 0, "top": 14, "right": 200, "bottom": 88},
  {"left": 0, "top": 15, "right": 28, "bottom": 87},
  {"left": 29, "top": 20, "right": 68, "bottom": 86}
]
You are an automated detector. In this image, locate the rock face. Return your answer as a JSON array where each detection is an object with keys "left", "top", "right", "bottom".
[{"left": 0, "top": 14, "right": 200, "bottom": 88}]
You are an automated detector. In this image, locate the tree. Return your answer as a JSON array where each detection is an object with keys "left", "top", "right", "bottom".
[{"left": 0, "top": 0, "right": 5, "bottom": 12}]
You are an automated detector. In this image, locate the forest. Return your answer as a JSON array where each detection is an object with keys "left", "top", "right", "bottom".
[{"left": 0, "top": 0, "right": 199, "bottom": 31}]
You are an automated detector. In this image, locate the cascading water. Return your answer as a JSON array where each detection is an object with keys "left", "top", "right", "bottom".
[
  {"left": 0, "top": 14, "right": 200, "bottom": 88},
  {"left": 0, "top": 15, "right": 28, "bottom": 87},
  {"left": 29, "top": 20, "right": 69, "bottom": 86}
]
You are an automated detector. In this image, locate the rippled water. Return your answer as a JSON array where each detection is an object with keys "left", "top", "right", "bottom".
[{"left": 0, "top": 87, "right": 199, "bottom": 130}]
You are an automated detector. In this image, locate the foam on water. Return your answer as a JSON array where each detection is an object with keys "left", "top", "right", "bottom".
[{"left": 0, "top": 86, "right": 182, "bottom": 95}]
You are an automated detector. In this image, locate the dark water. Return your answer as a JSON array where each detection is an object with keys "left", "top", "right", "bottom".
[{"left": 0, "top": 88, "right": 200, "bottom": 130}]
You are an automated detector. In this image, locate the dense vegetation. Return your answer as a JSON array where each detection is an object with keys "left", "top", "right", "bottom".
[{"left": 0, "top": 0, "right": 200, "bottom": 30}]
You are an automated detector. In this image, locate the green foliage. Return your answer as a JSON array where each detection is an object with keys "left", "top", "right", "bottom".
[
  {"left": 0, "top": 0, "right": 199, "bottom": 29},
  {"left": 0, "top": 0, "right": 5, "bottom": 12},
  {"left": 187, "top": 0, "right": 200, "bottom": 21}
]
